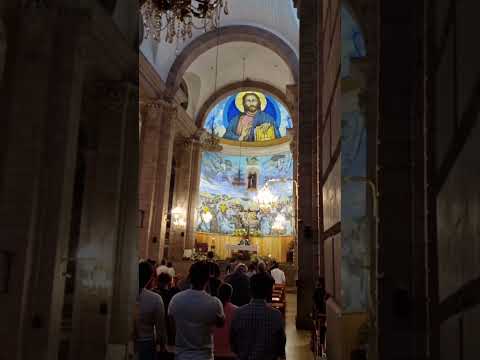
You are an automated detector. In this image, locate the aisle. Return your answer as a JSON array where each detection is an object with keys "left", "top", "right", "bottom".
[{"left": 285, "top": 291, "right": 313, "bottom": 360}]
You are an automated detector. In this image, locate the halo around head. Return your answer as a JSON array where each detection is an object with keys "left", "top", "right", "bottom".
[{"left": 235, "top": 91, "right": 267, "bottom": 113}]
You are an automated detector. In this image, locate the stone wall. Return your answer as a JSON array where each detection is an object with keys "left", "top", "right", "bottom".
[
  {"left": 0, "top": 4, "right": 138, "bottom": 360},
  {"left": 432, "top": 2, "right": 480, "bottom": 359}
]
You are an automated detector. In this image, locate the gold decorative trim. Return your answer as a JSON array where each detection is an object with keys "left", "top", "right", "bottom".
[{"left": 219, "top": 136, "right": 291, "bottom": 148}]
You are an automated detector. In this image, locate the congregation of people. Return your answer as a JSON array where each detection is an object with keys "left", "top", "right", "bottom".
[{"left": 135, "top": 252, "right": 287, "bottom": 360}]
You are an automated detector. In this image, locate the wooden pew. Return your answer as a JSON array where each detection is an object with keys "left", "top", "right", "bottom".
[{"left": 271, "top": 284, "right": 286, "bottom": 315}]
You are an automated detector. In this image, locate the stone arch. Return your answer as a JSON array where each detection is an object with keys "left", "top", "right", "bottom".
[
  {"left": 165, "top": 25, "right": 299, "bottom": 98},
  {"left": 196, "top": 80, "right": 294, "bottom": 128}
]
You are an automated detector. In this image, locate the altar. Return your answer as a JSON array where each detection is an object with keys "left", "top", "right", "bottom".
[
  {"left": 195, "top": 232, "right": 294, "bottom": 262},
  {"left": 225, "top": 244, "right": 258, "bottom": 252},
  {"left": 225, "top": 244, "right": 258, "bottom": 258}
]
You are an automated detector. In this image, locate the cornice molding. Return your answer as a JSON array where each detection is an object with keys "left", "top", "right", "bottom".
[
  {"left": 176, "top": 105, "right": 198, "bottom": 137},
  {"left": 140, "top": 53, "right": 166, "bottom": 99}
]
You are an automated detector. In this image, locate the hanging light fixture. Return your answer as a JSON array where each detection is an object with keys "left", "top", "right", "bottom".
[
  {"left": 272, "top": 214, "right": 286, "bottom": 232},
  {"left": 254, "top": 186, "right": 277, "bottom": 209},
  {"left": 140, "top": 0, "right": 229, "bottom": 42}
]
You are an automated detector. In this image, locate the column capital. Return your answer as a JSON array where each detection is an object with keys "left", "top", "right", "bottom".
[
  {"left": 141, "top": 99, "right": 177, "bottom": 123},
  {"left": 140, "top": 98, "right": 177, "bottom": 111}
]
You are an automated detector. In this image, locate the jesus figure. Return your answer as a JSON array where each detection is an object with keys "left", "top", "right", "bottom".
[{"left": 223, "top": 93, "right": 281, "bottom": 141}]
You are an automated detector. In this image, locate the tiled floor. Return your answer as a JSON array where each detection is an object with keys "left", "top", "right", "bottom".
[{"left": 285, "top": 292, "right": 313, "bottom": 360}]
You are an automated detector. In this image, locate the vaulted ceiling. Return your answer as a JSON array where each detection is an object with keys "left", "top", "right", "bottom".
[{"left": 140, "top": 0, "right": 299, "bottom": 121}]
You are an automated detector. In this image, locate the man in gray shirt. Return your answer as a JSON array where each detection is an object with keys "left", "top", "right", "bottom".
[
  {"left": 168, "top": 261, "right": 225, "bottom": 360},
  {"left": 135, "top": 261, "right": 166, "bottom": 360}
]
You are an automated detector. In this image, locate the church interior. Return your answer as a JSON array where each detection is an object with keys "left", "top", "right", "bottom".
[{"left": 1, "top": 0, "right": 480, "bottom": 360}]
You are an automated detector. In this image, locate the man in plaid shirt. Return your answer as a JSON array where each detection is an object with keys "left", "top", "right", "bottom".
[{"left": 230, "top": 273, "right": 286, "bottom": 360}]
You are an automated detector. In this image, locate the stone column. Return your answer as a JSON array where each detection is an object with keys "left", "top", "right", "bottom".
[
  {"left": 168, "top": 138, "right": 194, "bottom": 260},
  {"left": 296, "top": 0, "right": 320, "bottom": 329},
  {"left": 138, "top": 100, "right": 177, "bottom": 262},
  {"left": 68, "top": 82, "right": 136, "bottom": 360},
  {"left": 138, "top": 101, "right": 164, "bottom": 260},
  {"left": 286, "top": 84, "right": 299, "bottom": 268},
  {"left": 147, "top": 103, "right": 176, "bottom": 261},
  {"left": 185, "top": 144, "right": 202, "bottom": 251},
  {"left": 0, "top": 11, "right": 85, "bottom": 360},
  {"left": 107, "top": 86, "right": 139, "bottom": 358}
]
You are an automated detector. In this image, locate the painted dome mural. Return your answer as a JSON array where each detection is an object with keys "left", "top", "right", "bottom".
[
  {"left": 196, "top": 151, "right": 294, "bottom": 236},
  {"left": 204, "top": 91, "right": 293, "bottom": 143}
]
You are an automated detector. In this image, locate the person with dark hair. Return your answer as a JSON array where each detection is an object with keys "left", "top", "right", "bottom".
[
  {"left": 225, "top": 258, "right": 237, "bottom": 275},
  {"left": 213, "top": 283, "right": 238, "bottom": 360},
  {"left": 230, "top": 273, "right": 286, "bottom": 360},
  {"left": 155, "top": 272, "right": 178, "bottom": 348},
  {"left": 206, "top": 251, "right": 221, "bottom": 297},
  {"left": 135, "top": 261, "right": 166, "bottom": 360},
  {"left": 246, "top": 262, "right": 257, "bottom": 278},
  {"left": 225, "top": 263, "right": 251, "bottom": 306},
  {"left": 256, "top": 261, "right": 275, "bottom": 303},
  {"left": 168, "top": 261, "right": 225, "bottom": 360}
]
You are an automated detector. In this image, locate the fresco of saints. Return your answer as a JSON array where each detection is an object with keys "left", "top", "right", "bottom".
[
  {"left": 217, "top": 203, "right": 235, "bottom": 234},
  {"left": 224, "top": 92, "right": 281, "bottom": 142}
]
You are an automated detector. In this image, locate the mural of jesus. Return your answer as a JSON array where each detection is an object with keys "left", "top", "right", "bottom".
[{"left": 223, "top": 92, "right": 281, "bottom": 141}]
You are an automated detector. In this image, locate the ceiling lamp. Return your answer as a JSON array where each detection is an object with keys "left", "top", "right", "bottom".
[
  {"left": 272, "top": 214, "right": 287, "bottom": 232},
  {"left": 140, "top": 0, "right": 229, "bottom": 42},
  {"left": 187, "top": 127, "right": 223, "bottom": 152},
  {"left": 255, "top": 187, "right": 277, "bottom": 209}
]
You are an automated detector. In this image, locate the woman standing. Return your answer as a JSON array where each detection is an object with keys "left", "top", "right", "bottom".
[{"left": 213, "top": 283, "right": 238, "bottom": 360}]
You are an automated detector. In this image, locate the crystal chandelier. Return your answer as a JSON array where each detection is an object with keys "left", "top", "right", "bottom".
[
  {"left": 254, "top": 187, "right": 277, "bottom": 210},
  {"left": 272, "top": 214, "right": 287, "bottom": 232},
  {"left": 186, "top": 127, "right": 222, "bottom": 152},
  {"left": 140, "top": 0, "right": 229, "bottom": 42}
]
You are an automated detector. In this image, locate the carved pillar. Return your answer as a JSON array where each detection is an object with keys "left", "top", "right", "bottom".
[
  {"left": 185, "top": 143, "right": 202, "bottom": 252},
  {"left": 147, "top": 103, "right": 176, "bottom": 261},
  {"left": 138, "top": 99, "right": 177, "bottom": 262},
  {"left": 168, "top": 138, "right": 194, "bottom": 260},
  {"left": 138, "top": 101, "right": 164, "bottom": 260}
]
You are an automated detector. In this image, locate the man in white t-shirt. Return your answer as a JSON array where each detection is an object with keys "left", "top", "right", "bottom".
[
  {"left": 168, "top": 261, "right": 225, "bottom": 360},
  {"left": 270, "top": 262, "right": 286, "bottom": 285}
]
